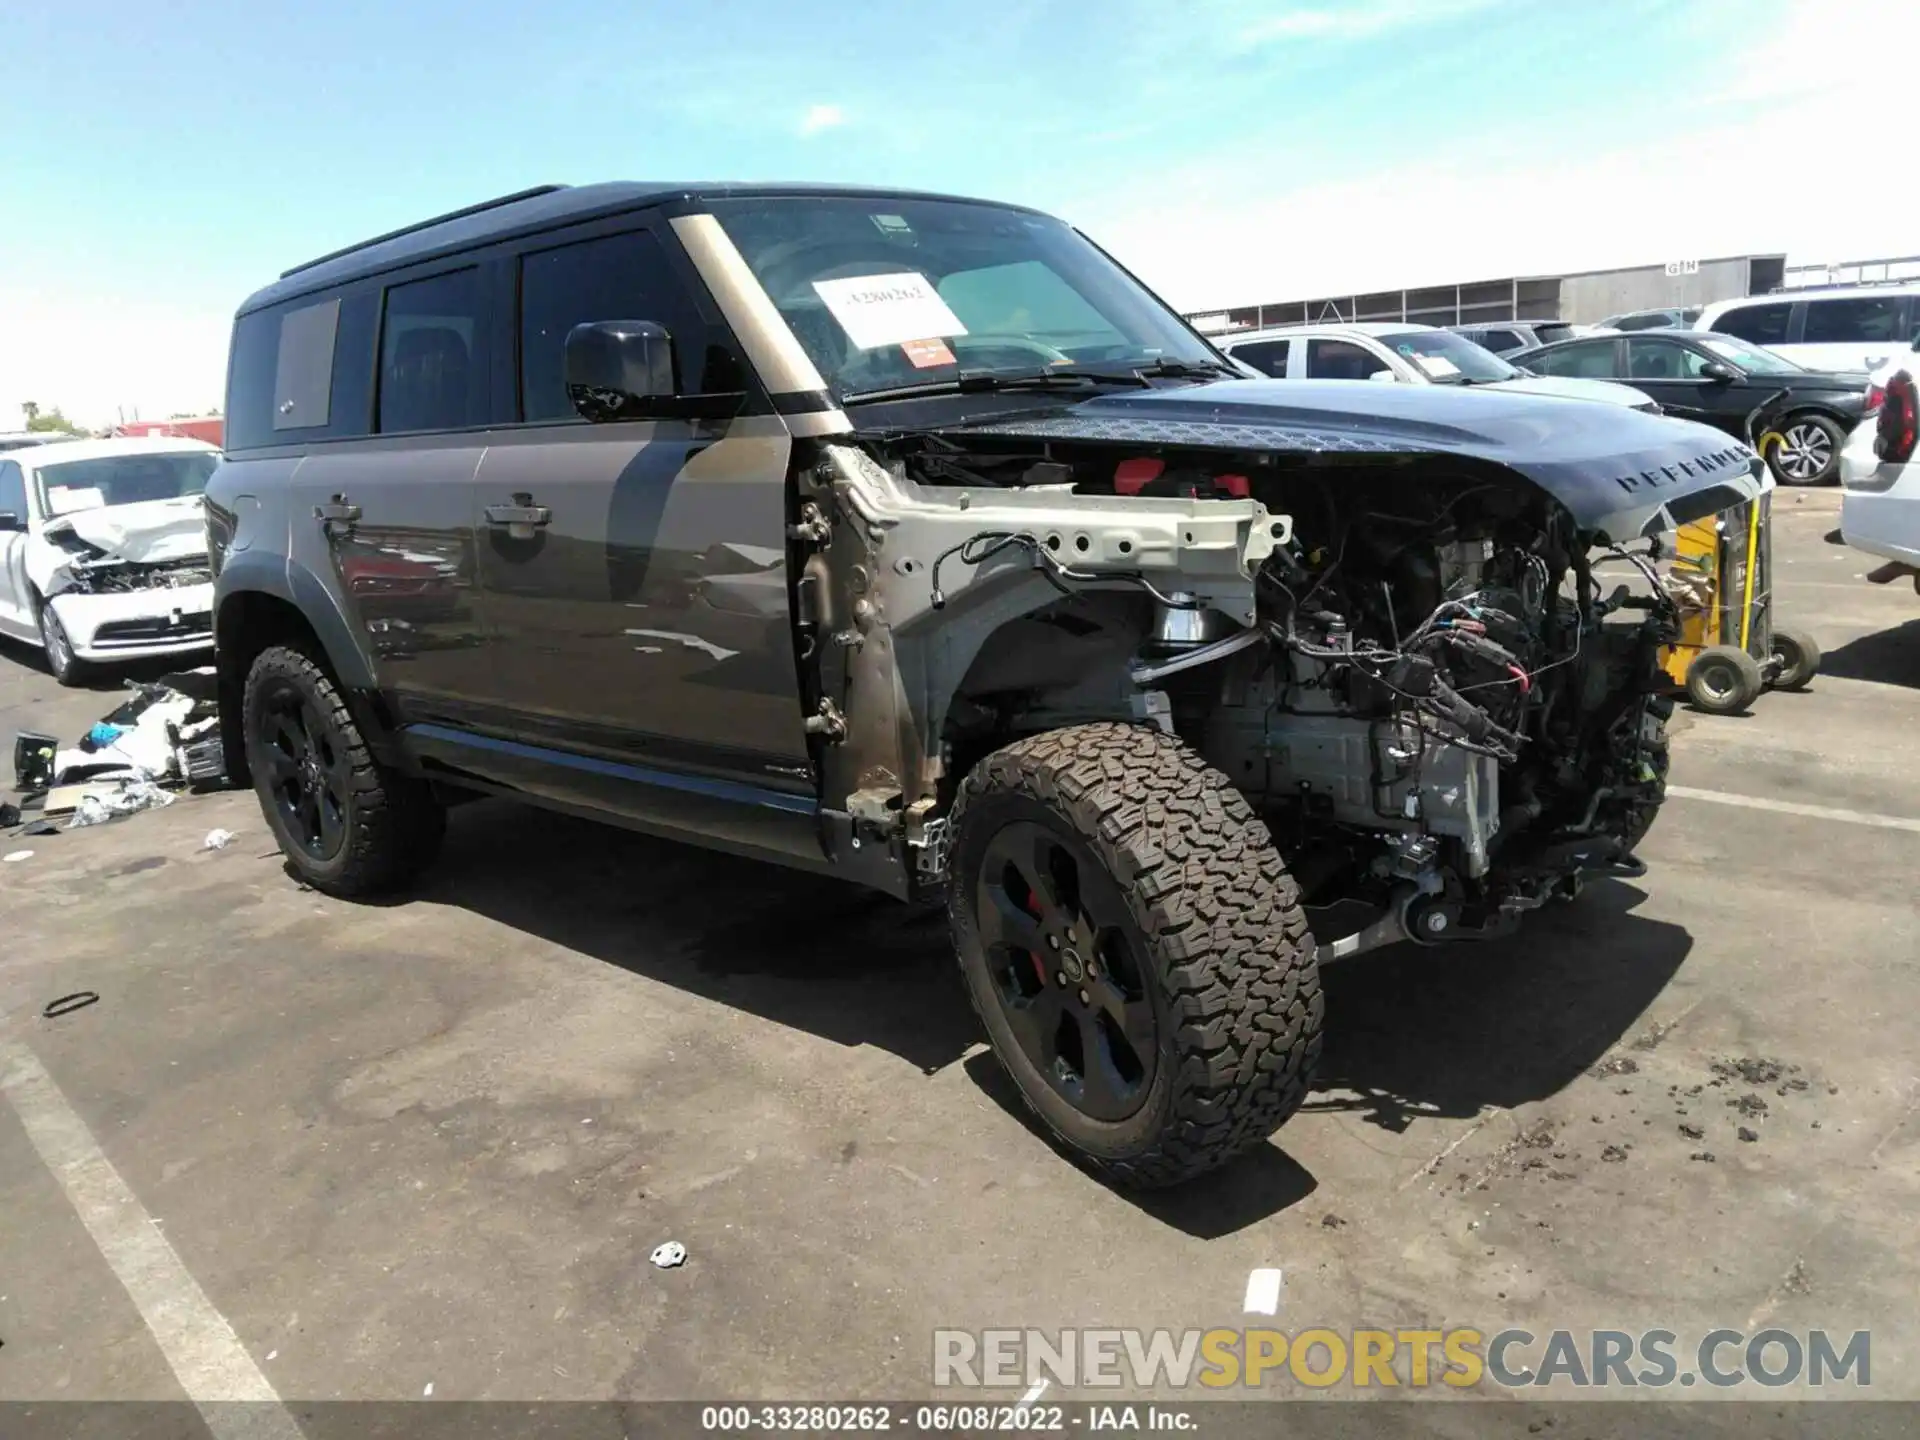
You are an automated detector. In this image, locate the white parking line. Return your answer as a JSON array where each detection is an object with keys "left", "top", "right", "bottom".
[
  {"left": 1242, "top": 1268, "right": 1284, "bottom": 1315},
  {"left": 0, "top": 1042, "right": 303, "bottom": 1440},
  {"left": 1667, "top": 786, "right": 1920, "bottom": 835}
]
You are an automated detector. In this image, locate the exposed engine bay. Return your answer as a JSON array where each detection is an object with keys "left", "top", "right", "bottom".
[
  {"left": 796, "top": 431, "right": 1699, "bottom": 956},
  {"left": 45, "top": 550, "right": 212, "bottom": 596}
]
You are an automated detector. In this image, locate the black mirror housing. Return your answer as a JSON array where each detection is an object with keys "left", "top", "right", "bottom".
[
  {"left": 1700, "top": 361, "right": 1737, "bottom": 383},
  {"left": 0, "top": 510, "right": 23, "bottom": 532},
  {"left": 565, "top": 320, "right": 677, "bottom": 422}
]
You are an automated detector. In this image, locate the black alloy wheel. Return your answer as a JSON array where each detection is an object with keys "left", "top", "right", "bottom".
[
  {"left": 974, "top": 820, "right": 1157, "bottom": 1121},
  {"left": 254, "top": 677, "right": 352, "bottom": 860}
]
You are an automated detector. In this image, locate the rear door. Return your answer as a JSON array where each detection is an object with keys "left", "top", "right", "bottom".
[
  {"left": 278, "top": 270, "right": 499, "bottom": 725},
  {"left": 1529, "top": 337, "right": 1625, "bottom": 379},
  {"left": 1223, "top": 338, "right": 1290, "bottom": 378},
  {"left": 0, "top": 459, "right": 31, "bottom": 637},
  {"left": 470, "top": 215, "right": 815, "bottom": 811},
  {"left": 1795, "top": 294, "right": 1909, "bottom": 373}
]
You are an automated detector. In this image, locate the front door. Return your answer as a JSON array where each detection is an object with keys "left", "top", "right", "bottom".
[
  {"left": 471, "top": 220, "right": 815, "bottom": 812},
  {"left": 1624, "top": 338, "right": 1752, "bottom": 437},
  {"left": 0, "top": 459, "right": 33, "bottom": 638}
]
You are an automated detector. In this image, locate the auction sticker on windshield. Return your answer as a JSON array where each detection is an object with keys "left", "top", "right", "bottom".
[
  {"left": 813, "top": 271, "right": 969, "bottom": 350},
  {"left": 1408, "top": 351, "right": 1460, "bottom": 378}
]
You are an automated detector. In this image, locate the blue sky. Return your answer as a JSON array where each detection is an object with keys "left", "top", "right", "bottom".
[{"left": 3, "top": 0, "right": 1913, "bottom": 425}]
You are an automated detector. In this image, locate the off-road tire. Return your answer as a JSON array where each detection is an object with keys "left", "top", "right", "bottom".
[
  {"left": 947, "top": 722, "right": 1322, "bottom": 1188},
  {"left": 34, "top": 593, "right": 85, "bottom": 687},
  {"left": 1616, "top": 699, "right": 1672, "bottom": 855},
  {"left": 243, "top": 644, "right": 444, "bottom": 896}
]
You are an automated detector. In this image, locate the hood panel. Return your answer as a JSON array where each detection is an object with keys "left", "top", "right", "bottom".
[
  {"left": 43, "top": 497, "right": 209, "bottom": 564},
  {"left": 944, "top": 378, "right": 1767, "bottom": 540},
  {"left": 1484, "top": 375, "right": 1651, "bottom": 408}
]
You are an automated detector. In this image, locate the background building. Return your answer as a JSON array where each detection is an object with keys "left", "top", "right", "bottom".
[{"left": 1187, "top": 252, "right": 1787, "bottom": 334}]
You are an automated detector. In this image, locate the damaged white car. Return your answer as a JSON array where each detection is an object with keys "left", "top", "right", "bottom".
[{"left": 0, "top": 437, "right": 220, "bottom": 685}]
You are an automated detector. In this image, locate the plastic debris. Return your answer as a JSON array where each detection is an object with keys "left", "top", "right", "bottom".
[
  {"left": 649, "top": 1241, "right": 688, "bottom": 1269},
  {"left": 68, "top": 780, "right": 176, "bottom": 829},
  {"left": 203, "top": 828, "right": 237, "bottom": 850},
  {"left": 13, "top": 732, "right": 58, "bottom": 791},
  {"left": 3, "top": 850, "right": 32, "bottom": 863}
]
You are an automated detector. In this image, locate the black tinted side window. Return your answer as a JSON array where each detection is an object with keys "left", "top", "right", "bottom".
[
  {"left": 1715, "top": 302, "right": 1791, "bottom": 346},
  {"left": 0, "top": 460, "right": 26, "bottom": 520},
  {"left": 1803, "top": 296, "right": 1900, "bottom": 345},
  {"left": 1228, "top": 340, "right": 1288, "bottom": 377},
  {"left": 225, "top": 309, "right": 280, "bottom": 451},
  {"left": 519, "top": 228, "right": 729, "bottom": 422},
  {"left": 378, "top": 269, "right": 484, "bottom": 434}
]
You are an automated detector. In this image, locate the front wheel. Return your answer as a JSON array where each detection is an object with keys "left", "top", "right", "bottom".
[
  {"left": 947, "top": 723, "right": 1322, "bottom": 1188},
  {"left": 1766, "top": 413, "right": 1844, "bottom": 486},
  {"left": 243, "top": 644, "right": 444, "bottom": 896},
  {"left": 35, "top": 595, "right": 85, "bottom": 687}
]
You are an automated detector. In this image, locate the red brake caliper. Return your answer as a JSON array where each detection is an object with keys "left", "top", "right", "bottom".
[{"left": 1024, "top": 887, "right": 1049, "bottom": 986}]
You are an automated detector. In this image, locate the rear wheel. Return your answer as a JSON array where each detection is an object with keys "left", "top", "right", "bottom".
[
  {"left": 243, "top": 644, "right": 444, "bottom": 896},
  {"left": 1685, "top": 645, "right": 1764, "bottom": 715},
  {"left": 1768, "top": 625, "right": 1821, "bottom": 690},
  {"left": 34, "top": 595, "right": 85, "bottom": 687},
  {"left": 947, "top": 723, "right": 1322, "bottom": 1188}
]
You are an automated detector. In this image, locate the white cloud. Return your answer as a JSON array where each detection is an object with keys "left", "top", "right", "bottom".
[
  {"left": 1077, "top": 0, "right": 1920, "bottom": 315},
  {"left": 798, "top": 103, "right": 846, "bottom": 138},
  {"left": 1238, "top": 0, "right": 1497, "bottom": 46},
  {"left": 0, "top": 287, "right": 229, "bottom": 434}
]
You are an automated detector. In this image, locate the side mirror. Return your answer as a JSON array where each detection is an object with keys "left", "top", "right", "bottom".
[
  {"left": 1366, "top": 368, "right": 1397, "bottom": 382},
  {"left": 1700, "top": 362, "right": 1737, "bottom": 383},
  {"left": 1909, "top": 332, "right": 1920, "bottom": 353},
  {"left": 0, "top": 510, "right": 23, "bottom": 532},
  {"left": 564, "top": 320, "right": 677, "bottom": 422}
]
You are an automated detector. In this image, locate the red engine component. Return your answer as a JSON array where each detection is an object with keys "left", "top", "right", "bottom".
[{"left": 1112, "top": 457, "right": 1251, "bottom": 500}]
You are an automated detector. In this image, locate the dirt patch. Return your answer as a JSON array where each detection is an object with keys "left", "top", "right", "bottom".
[
  {"left": 1711, "top": 1057, "right": 1799, "bottom": 1086},
  {"left": 1591, "top": 1057, "right": 1640, "bottom": 1078}
]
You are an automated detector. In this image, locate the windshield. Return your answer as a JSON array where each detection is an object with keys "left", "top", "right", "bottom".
[
  {"left": 707, "top": 197, "right": 1218, "bottom": 397},
  {"left": 1700, "top": 336, "right": 1804, "bottom": 375},
  {"left": 1376, "top": 330, "right": 1518, "bottom": 383},
  {"left": 35, "top": 451, "right": 219, "bottom": 517}
]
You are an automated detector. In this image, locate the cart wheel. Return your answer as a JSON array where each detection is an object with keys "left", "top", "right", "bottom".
[
  {"left": 1686, "top": 646, "right": 1764, "bottom": 714},
  {"left": 1768, "top": 626, "right": 1821, "bottom": 691}
]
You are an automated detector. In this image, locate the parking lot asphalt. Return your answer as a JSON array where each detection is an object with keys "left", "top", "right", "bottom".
[{"left": 2, "top": 488, "right": 1918, "bottom": 1415}]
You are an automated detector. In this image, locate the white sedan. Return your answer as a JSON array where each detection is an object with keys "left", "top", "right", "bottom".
[
  {"left": 1839, "top": 354, "right": 1920, "bottom": 593},
  {"left": 0, "top": 436, "right": 220, "bottom": 684}
]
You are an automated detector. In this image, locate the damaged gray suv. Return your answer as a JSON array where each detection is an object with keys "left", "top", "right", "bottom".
[{"left": 211, "top": 183, "right": 1764, "bottom": 1186}]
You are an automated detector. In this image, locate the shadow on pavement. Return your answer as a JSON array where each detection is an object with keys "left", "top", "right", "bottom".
[
  {"left": 1303, "top": 878, "right": 1691, "bottom": 1132},
  {"left": 412, "top": 798, "right": 980, "bottom": 1076},
  {"left": 1821, "top": 618, "right": 1920, "bottom": 691}
]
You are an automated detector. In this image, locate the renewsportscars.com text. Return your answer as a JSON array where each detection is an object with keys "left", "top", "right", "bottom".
[{"left": 933, "top": 1327, "right": 1871, "bottom": 1391}]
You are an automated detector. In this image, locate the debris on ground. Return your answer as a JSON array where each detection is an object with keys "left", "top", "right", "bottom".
[
  {"left": 8, "top": 669, "right": 228, "bottom": 834},
  {"left": 650, "top": 1241, "right": 688, "bottom": 1269},
  {"left": 1711, "top": 1058, "right": 1797, "bottom": 1087},
  {"left": 1680, "top": 1123, "right": 1705, "bottom": 1140},
  {"left": 1600, "top": 1145, "right": 1629, "bottom": 1163},
  {"left": 1738, "top": 1127, "right": 1759, "bottom": 1143},
  {"left": 1729, "top": 1093, "right": 1769, "bottom": 1117},
  {"left": 0, "top": 801, "right": 17, "bottom": 828},
  {"left": 3, "top": 850, "right": 33, "bottom": 863},
  {"left": 1591, "top": 1057, "right": 1640, "bottom": 1078},
  {"left": 203, "top": 828, "right": 237, "bottom": 850},
  {"left": 1321, "top": 1213, "right": 1346, "bottom": 1229},
  {"left": 42, "top": 992, "right": 100, "bottom": 1019},
  {"left": 1690, "top": 1152, "right": 1716, "bottom": 1163}
]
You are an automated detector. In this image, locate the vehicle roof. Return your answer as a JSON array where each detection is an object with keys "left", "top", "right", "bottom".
[
  {"left": 1451, "top": 320, "right": 1565, "bottom": 330},
  {"left": 238, "top": 181, "right": 1049, "bottom": 315},
  {"left": 1219, "top": 321, "right": 1435, "bottom": 344},
  {"left": 16, "top": 435, "right": 219, "bottom": 471},
  {"left": 0, "top": 431, "right": 77, "bottom": 445},
  {"left": 1702, "top": 282, "right": 1920, "bottom": 312}
]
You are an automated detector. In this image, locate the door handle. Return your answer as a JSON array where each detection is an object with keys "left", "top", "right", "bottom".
[
  {"left": 315, "top": 494, "right": 360, "bottom": 538},
  {"left": 485, "top": 494, "right": 552, "bottom": 540}
]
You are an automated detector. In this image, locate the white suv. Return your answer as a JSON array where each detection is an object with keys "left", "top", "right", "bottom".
[
  {"left": 1697, "top": 285, "right": 1920, "bottom": 374},
  {"left": 1839, "top": 354, "right": 1920, "bottom": 593},
  {"left": 1218, "top": 323, "right": 1658, "bottom": 410},
  {"left": 0, "top": 436, "right": 220, "bottom": 684}
]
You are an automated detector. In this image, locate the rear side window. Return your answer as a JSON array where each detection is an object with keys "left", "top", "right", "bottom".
[
  {"left": 272, "top": 298, "right": 340, "bottom": 431},
  {"left": 517, "top": 228, "right": 720, "bottom": 422},
  {"left": 1305, "top": 338, "right": 1387, "bottom": 380},
  {"left": 0, "top": 460, "right": 26, "bottom": 521},
  {"left": 1713, "top": 302, "right": 1791, "bottom": 346},
  {"left": 1477, "top": 329, "right": 1521, "bottom": 352},
  {"left": 1534, "top": 340, "right": 1619, "bottom": 378},
  {"left": 378, "top": 269, "right": 484, "bottom": 434},
  {"left": 1228, "top": 340, "right": 1289, "bottom": 377},
  {"left": 1530, "top": 323, "right": 1574, "bottom": 344},
  {"left": 1802, "top": 296, "right": 1901, "bottom": 345}
]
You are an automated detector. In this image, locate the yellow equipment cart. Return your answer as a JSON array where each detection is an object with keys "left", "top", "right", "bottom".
[{"left": 1657, "top": 488, "right": 1820, "bottom": 715}]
